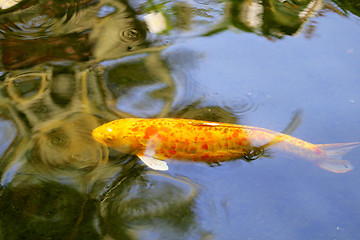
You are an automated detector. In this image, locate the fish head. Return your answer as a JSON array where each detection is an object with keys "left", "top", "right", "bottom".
[
  {"left": 92, "top": 121, "right": 140, "bottom": 154},
  {"left": 92, "top": 124, "right": 115, "bottom": 146}
]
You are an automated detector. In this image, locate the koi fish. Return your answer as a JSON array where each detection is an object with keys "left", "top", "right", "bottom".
[{"left": 92, "top": 118, "right": 360, "bottom": 173}]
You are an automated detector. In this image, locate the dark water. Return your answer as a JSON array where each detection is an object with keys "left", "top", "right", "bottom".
[{"left": 0, "top": 0, "right": 360, "bottom": 239}]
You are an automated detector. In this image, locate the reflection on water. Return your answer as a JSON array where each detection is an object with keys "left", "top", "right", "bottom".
[
  {"left": 0, "top": 118, "right": 16, "bottom": 157},
  {"left": 31, "top": 114, "right": 108, "bottom": 171},
  {"left": 0, "top": 0, "right": 358, "bottom": 239},
  {"left": 0, "top": 181, "right": 99, "bottom": 239},
  {"left": 100, "top": 172, "right": 198, "bottom": 239}
]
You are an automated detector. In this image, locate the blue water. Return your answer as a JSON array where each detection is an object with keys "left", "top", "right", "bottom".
[{"left": 160, "top": 9, "right": 360, "bottom": 240}]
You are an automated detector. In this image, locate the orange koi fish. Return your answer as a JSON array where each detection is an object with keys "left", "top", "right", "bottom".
[{"left": 92, "top": 118, "right": 359, "bottom": 173}]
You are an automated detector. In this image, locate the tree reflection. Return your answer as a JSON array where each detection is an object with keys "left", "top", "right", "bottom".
[
  {"left": 0, "top": 20, "right": 206, "bottom": 237},
  {"left": 0, "top": 181, "right": 100, "bottom": 240},
  {"left": 0, "top": 59, "right": 203, "bottom": 238},
  {"left": 332, "top": 0, "right": 360, "bottom": 17}
]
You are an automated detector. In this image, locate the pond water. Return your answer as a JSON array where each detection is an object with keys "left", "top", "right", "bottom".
[{"left": 0, "top": 0, "right": 360, "bottom": 239}]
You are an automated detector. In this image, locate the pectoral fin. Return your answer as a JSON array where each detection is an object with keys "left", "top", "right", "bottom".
[{"left": 138, "top": 155, "right": 169, "bottom": 171}]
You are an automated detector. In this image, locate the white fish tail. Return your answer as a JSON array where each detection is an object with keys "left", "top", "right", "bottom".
[{"left": 316, "top": 142, "right": 360, "bottom": 173}]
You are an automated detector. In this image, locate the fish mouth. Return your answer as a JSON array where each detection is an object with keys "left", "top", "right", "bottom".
[{"left": 92, "top": 128, "right": 107, "bottom": 146}]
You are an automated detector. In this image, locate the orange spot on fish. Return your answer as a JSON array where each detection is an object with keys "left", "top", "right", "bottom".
[
  {"left": 201, "top": 154, "right": 210, "bottom": 160},
  {"left": 168, "top": 149, "right": 177, "bottom": 155},
  {"left": 202, "top": 144, "right": 208, "bottom": 150},
  {"left": 144, "top": 126, "right": 158, "bottom": 139},
  {"left": 237, "top": 141, "right": 242, "bottom": 146},
  {"left": 132, "top": 126, "right": 139, "bottom": 132},
  {"left": 314, "top": 147, "right": 322, "bottom": 155},
  {"left": 233, "top": 130, "right": 239, "bottom": 138},
  {"left": 157, "top": 149, "right": 165, "bottom": 154},
  {"left": 158, "top": 135, "right": 168, "bottom": 141}
]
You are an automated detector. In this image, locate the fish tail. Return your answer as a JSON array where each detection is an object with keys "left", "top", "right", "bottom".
[{"left": 316, "top": 142, "right": 360, "bottom": 173}]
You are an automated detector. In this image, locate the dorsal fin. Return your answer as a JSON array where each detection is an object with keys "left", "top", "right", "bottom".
[{"left": 187, "top": 120, "right": 240, "bottom": 128}]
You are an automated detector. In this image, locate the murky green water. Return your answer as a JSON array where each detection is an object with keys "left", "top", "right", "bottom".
[{"left": 0, "top": 0, "right": 360, "bottom": 239}]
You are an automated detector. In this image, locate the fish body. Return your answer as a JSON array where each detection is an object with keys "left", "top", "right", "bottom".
[{"left": 92, "top": 118, "right": 359, "bottom": 173}]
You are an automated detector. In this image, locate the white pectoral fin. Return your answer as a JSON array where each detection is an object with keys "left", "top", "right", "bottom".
[{"left": 138, "top": 155, "right": 169, "bottom": 171}]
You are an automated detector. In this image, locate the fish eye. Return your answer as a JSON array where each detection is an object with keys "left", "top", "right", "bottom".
[{"left": 104, "top": 135, "right": 113, "bottom": 143}]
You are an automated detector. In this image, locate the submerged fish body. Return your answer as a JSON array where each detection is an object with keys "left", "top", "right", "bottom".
[{"left": 92, "top": 118, "right": 359, "bottom": 173}]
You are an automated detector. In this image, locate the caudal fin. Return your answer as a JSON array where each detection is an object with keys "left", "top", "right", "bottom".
[{"left": 316, "top": 142, "right": 360, "bottom": 173}]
